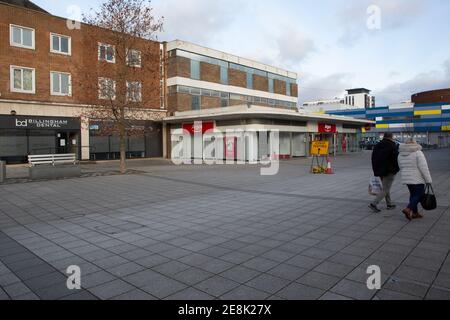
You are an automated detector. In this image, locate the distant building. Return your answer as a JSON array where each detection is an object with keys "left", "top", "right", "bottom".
[
  {"left": 302, "top": 88, "right": 375, "bottom": 113},
  {"left": 344, "top": 88, "right": 375, "bottom": 109},
  {"left": 325, "top": 88, "right": 450, "bottom": 148}
]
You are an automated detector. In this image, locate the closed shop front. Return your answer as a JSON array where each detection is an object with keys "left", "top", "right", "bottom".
[{"left": 89, "top": 120, "right": 163, "bottom": 160}]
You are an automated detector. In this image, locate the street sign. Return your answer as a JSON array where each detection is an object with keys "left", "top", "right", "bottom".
[{"left": 311, "top": 140, "right": 329, "bottom": 155}]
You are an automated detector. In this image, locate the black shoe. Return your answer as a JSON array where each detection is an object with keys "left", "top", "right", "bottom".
[
  {"left": 369, "top": 203, "right": 381, "bottom": 213},
  {"left": 387, "top": 204, "right": 396, "bottom": 210}
]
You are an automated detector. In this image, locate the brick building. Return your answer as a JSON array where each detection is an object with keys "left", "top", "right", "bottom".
[
  {"left": 161, "top": 41, "right": 372, "bottom": 161},
  {"left": 163, "top": 40, "right": 298, "bottom": 114},
  {"left": 0, "top": 0, "right": 165, "bottom": 163}
]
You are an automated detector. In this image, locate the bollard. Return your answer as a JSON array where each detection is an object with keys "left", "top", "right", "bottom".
[{"left": 0, "top": 161, "right": 5, "bottom": 183}]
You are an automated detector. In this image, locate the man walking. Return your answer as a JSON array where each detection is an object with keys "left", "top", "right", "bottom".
[{"left": 369, "top": 132, "right": 400, "bottom": 212}]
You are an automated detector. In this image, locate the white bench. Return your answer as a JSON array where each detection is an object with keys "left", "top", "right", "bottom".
[
  {"left": 28, "top": 154, "right": 77, "bottom": 166},
  {"left": 28, "top": 154, "right": 80, "bottom": 179}
]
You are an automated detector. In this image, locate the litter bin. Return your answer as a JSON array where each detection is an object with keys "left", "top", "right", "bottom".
[{"left": 0, "top": 161, "right": 5, "bottom": 183}]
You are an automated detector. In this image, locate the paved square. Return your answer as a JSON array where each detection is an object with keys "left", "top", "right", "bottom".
[{"left": 1, "top": 149, "right": 449, "bottom": 300}]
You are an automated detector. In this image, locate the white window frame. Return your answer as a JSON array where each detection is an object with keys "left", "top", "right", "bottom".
[
  {"left": 50, "top": 71, "right": 72, "bottom": 96},
  {"left": 10, "top": 65, "right": 35, "bottom": 94},
  {"left": 50, "top": 33, "right": 72, "bottom": 56},
  {"left": 126, "top": 49, "right": 142, "bottom": 67},
  {"left": 98, "top": 77, "right": 116, "bottom": 100},
  {"left": 98, "top": 43, "right": 115, "bottom": 63},
  {"left": 10, "top": 24, "right": 35, "bottom": 50},
  {"left": 126, "top": 81, "right": 142, "bottom": 102}
]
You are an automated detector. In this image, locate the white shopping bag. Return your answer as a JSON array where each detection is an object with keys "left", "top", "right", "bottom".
[{"left": 368, "top": 177, "right": 383, "bottom": 196}]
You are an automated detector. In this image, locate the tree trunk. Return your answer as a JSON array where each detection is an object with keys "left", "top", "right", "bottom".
[{"left": 119, "top": 123, "right": 127, "bottom": 174}]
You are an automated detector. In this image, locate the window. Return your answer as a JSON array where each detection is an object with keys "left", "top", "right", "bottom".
[
  {"left": 10, "top": 24, "right": 34, "bottom": 49},
  {"left": 127, "top": 81, "right": 142, "bottom": 102},
  {"left": 126, "top": 49, "right": 141, "bottom": 67},
  {"left": 10, "top": 66, "right": 35, "bottom": 93},
  {"left": 246, "top": 73, "right": 253, "bottom": 89},
  {"left": 268, "top": 78, "right": 274, "bottom": 93},
  {"left": 50, "top": 33, "right": 71, "bottom": 55},
  {"left": 190, "top": 60, "right": 200, "bottom": 80},
  {"left": 221, "top": 98, "right": 228, "bottom": 108},
  {"left": 50, "top": 72, "right": 71, "bottom": 96},
  {"left": 98, "top": 43, "right": 115, "bottom": 63},
  {"left": 191, "top": 95, "right": 200, "bottom": 110},
  {"left": 220, "top": 66, "right": 228, "bottom": 85},
  {"left": 98, "top": 77, "right": 116, "bottom": 100},
  {"left": 286, "top": 82, "right": 291, "bottom": 96},
  {"left": 178, "top": 86, "right": 190, "bottom": 94},
  {"left": 220, "top": 92, "right": 229, "bottom": 102}
]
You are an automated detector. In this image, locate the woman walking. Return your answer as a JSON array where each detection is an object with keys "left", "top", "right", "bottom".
[{"left": 398, "top": 139, "right": 433, "bottom": 220}]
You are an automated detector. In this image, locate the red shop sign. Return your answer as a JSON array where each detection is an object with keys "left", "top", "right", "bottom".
[
  {"left": 182, "top": 121, "right": 214, "bottom": 134},
  {"left": 318, "top": 123, "right": 336, "bottom": 133}
]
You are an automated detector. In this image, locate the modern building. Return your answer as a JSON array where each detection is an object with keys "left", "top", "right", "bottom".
[
  {"left": 325, "top": 88, "right": 450, "bottom": 148},
  {"left": 164, "top": 105, "right": 373, "bottom": 162},
  {"left": 0, "top": 0, "right": 374, "bottom": 164},
  {"left": 302, "top": 88, "right": 375, "bottom": 114},
  {"left": 344, "top": 88, "right": 375, "bottom": 109},
  {"left": 163, "top": 40, "right": 299, "bottom": 113},
  {"left": 161, "top": 41, "right": 373, "bottom": 160}
]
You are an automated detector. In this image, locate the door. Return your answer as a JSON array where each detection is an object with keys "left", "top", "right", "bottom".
[
  {"left": 68, "top": 132, "right": 80, "bottom": 158},
  {"left": 292, "top": 133, "right": 306, "bottom": 157},
  {"left": 56, "top": 132, "right": 69, "bottom": 154},
  {"left": 56, "top": 131, "right": 80, "bottom": 158}
]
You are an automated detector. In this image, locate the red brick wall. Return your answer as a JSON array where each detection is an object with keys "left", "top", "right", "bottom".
[
  {"left": 167, "top": 93, "right": 191, "bottom": 113},
  {"left": 253, "top": 74, "right": 268, "bottom": 92},
  {"left": 291, "top": 83, "right": 298, "bottom": 98},
  {"left": 0, "top": 3, "right": 161, "bottom": 108},
  {"left": 228, "top": 68, "right": 246, "bottom": 88},
  {"left": 411, "top": 89, "right": 450, "bottom": 104},
  {"left": 274, "top": 79, "right": 286, "bottom": 95},
  {"left": 200, "top": 62, "right": 220, "bottom": 84},
  {"left": 201, "top": 96, "right": 220, "bottom": 109},
  {"left": 167, "top": 56, "right": 190, "bottom": 79}
]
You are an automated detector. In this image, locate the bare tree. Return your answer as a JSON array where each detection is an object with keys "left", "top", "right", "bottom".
[{"left": 76, "top": 0, "right": 164, "bottom": 173}]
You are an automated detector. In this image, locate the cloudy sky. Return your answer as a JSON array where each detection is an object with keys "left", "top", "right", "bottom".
[{"left": 35, "top": 0, "right": 450, "bottom": 106}]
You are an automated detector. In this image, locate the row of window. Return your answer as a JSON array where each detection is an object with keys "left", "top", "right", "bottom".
[
  {"left": 10, "top": 66, "right": 71, "bottom": 95},
  {"left": 170, "top": 85, "right": 297, "bottom": 110},
  {"left": 98, "top": 78, "right": 142, "bottom": 102},
  {"left": 9, "top": 65, "right": 142, "bottom": 102},
  {"left": 9, "top": 24, "right": 142, "bottom": 67},
  {"left": 172, "top": 49, "right": 296, "bottom": 96}
]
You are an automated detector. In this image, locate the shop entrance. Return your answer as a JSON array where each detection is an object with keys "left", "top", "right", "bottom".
[{"left": 56, "top": 131, "right": 80, "bottom": 155}]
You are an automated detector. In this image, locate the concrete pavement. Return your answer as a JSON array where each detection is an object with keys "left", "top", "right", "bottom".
[{"left": 0, "top": 149, "right": 449, "bottom": 300}]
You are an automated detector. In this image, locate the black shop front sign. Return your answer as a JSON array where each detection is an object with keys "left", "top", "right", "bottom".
[{"left": 0, "top": 115, "right": 80, "bottom": 130}]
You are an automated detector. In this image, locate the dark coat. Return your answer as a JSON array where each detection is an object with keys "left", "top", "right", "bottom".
[{"left": 372, "top": 138, "right": 400, "bottom": 177}]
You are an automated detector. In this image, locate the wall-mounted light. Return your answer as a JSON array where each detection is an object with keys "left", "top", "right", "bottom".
[{"left": 10, "top": 110, "right": 16, "bottom": 116}]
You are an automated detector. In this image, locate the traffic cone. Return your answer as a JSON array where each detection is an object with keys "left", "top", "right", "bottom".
[{"left": 325, "top": 157, "right": 334, "bottom": 174}]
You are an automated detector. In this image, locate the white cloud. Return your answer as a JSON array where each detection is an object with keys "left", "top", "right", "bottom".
[
  {"left": 338, "top": 0, "right": 426, "bottom": 46},
  {"left": 153, "top": 0, "right": 244, "bottom": 44},
  {"left": 276, "top": 26, "right": 316, "bottom": 65},
  {"left": 298, "top": 73, "right": 353, "bottom": 104},
  {"left": 374, "top": 59, "right": 450, "bottom": 104}
]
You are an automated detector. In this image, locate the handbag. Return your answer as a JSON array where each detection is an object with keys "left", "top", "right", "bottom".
[
  {"left": 421, "top": 184, "right": 437, "bottom": 211},
  {"left": 368, "top": 177, "right": 383, "bottom": 196}
]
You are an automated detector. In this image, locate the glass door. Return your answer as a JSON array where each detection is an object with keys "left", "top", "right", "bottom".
[{"left": 56, "top": 132, "right": 69, "bottom": 154}]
